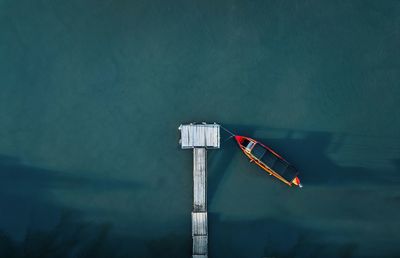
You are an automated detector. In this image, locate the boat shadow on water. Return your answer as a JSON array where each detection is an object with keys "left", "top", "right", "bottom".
[
  {"left": 208, "top": 212, "right": 358, "bottom": 258},
  {"left": 216, "top": 123, "right": 400, "bottom": 187},
  {"left": 205, "top": 124, "right": 400, "bottom": 257}
]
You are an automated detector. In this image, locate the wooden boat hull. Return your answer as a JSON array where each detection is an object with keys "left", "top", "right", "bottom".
[{"left": 235, "top": 135, "right": 302, "bottom": 187}]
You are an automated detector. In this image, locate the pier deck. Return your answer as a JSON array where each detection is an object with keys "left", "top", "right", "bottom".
[{"left": 179, "top": 123, "right": 220, "bottom": 258}]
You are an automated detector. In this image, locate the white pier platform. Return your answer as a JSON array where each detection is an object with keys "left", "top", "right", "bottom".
[{"left": 179, "top": 123, "right": 220, "bottom": 149}]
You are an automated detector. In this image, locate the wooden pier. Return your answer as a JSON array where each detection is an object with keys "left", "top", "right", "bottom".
[{"left": 179, "top": 123, "right": 220, "bottom": 258}]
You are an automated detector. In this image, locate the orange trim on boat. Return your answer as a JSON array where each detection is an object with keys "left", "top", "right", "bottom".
[{"left": 235, "top": 135, "right": 302, "bottom": 188}]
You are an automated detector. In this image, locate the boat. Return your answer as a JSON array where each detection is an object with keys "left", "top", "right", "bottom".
[{"left": 235, "top": 135, "right": 302, "bottom": 188}]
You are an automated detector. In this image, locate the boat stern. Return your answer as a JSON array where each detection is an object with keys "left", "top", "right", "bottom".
[{"left": 291, "top": 176, "right": 303, "bottom": 188}]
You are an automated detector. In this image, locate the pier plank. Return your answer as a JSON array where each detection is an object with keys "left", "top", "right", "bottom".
[
  {"left": 192, "top": 212, "right": 207, "bottom": 236},
  {"left": 193, "top": 148, "right": 206, "bottom": 211}
]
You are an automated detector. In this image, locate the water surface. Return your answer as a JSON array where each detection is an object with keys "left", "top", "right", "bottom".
[{"left": 0, "top": 1, "right": 399, "bottom": 257}]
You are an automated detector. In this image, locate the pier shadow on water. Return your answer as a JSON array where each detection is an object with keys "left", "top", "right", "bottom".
[{"left": 207, "top": 129, "right": 239, "bottom": 207}]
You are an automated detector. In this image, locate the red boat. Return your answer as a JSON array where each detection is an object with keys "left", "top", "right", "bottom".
[{"left": 235, "top": 135, "right": 302, "bottom": 187}]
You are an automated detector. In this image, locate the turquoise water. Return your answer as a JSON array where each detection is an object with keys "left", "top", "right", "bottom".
[{"left": 1, "top": 1, "right": 399, "bottom": 257}]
